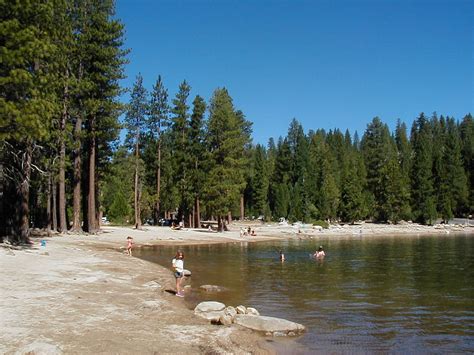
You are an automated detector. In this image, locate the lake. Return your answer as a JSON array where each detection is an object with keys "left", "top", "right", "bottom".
[{"left": 136, "top": 234, "right": 474, "bottom": 353}]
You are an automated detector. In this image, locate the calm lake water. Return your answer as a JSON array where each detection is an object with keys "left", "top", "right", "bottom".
[{"left": 136, "top": 234, "right": 474, "bottom": 353}]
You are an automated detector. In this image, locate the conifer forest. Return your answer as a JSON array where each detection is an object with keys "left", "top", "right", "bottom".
[{"left": 1, "top": 1, "right": 473, "bottom": 244}]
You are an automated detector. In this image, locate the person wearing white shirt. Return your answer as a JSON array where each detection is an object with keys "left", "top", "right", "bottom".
[{"left": 172, "top": 251, "right": 185, "bottom": 297}]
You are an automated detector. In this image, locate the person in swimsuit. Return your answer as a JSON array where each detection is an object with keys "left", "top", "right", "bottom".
[
  {"left": 126, "top": 236, "right": 134, "bottom": 256},
  {"left": 314, "top": 246, "right": 325, "bottom": 259}
]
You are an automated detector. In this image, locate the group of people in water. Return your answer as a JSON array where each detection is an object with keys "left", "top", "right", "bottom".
[
  {"left": 279, "top": 245, "right": 325, "bottom": 262},
  {"left": 126, "top": 236, "right": 325, "bottom": 297}
]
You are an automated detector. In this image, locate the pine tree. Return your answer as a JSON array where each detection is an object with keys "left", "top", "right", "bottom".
[
  {"left": 170, "top": 80, "right": 192, "bottom": 223},
  {"left": 394, "top": 119, "right": 412, "bottom": 220},
  {"left": 81, "top": 0, "right": 127, "bottom": 233},
  {"left": 188, "top": 95, "right": 207, "bottom": 227},
  {"left": 410, "top": 113, "right": 436, "bottom": 224},
  {"left": 0, "top": 0, "right": 58, "bottom": 243},
  {"left": 204, "top": 88, "right": 251, "bottom": 231},
  {"left": 269, "top": 138, "right": 291, "bottom": 219},
  {"left": 252, "top": 144, "right": 270, "bottom": 218},
  {"left": 441, "top": 117, "right": 468, "bottom": 219},
  {"left": 361, "top": 117, "right": 403, "bottom": 222},
  {"left": 459, "top": 114, "right": 474, "bottom": 214},
  {"left": 125, "top": 74, "right": 148, "bottom": 229},
  {"left": 148, "top": 75, "right": 170, "bottom": 223}
]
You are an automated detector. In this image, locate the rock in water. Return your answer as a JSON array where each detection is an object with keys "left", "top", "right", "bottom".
[
  {"left": 233, "top": 315, "right": 305, "bottom": 336},
  {"left": 194, "top": 301, "right": 226, "bottom": 313}
]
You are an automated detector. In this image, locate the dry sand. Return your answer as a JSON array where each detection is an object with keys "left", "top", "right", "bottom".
[{"left": 1, "top": 221, "right": 472, "bottom": 354}]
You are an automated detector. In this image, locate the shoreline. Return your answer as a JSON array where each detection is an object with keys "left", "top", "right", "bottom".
[{"left": 1, "top": 222, "right": 472, "bottom": 354}]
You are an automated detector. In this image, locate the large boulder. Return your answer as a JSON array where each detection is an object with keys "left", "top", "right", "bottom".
[{"left": 234, "top": 315, "right": 305, "bottom": 336}]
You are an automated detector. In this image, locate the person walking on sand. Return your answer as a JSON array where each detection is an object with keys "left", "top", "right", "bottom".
[
  {"left": 314, "top": 246, "right": 325, "bottom": 259},
  {"left": 172, "top": 251, "right": 185, "bottom": 297},
  {"left": 126, "top": 236, "right": 134, "bottom": 256}
]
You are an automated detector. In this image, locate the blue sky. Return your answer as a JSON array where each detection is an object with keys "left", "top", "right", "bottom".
[{"left": 116, "top": 0, "right": 473, "bottom": 145}]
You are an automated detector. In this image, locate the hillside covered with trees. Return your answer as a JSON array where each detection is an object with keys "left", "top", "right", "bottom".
[{"left": 1, "top": 0, "right": 473, "bottom": 244}]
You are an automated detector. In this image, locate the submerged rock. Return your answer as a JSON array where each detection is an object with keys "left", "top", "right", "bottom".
[
  {"left": 199, "top": 284, "right": 227, "bottom": 292},
  {"left": 233, "top": 315, "right": 305, "bottom": 336}
]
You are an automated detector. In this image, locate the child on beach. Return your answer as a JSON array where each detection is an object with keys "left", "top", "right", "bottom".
[
  {"left": 172, "top": 251, "right": 185, "bottom": 297},
  {"left": 314, "top": 246, "right": 325, "bottom": 259},
  {"left": 126, "top": 236, "right": 134, "bottom": 256}
]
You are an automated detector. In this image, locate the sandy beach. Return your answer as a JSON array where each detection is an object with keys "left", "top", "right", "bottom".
[{"left": 1, "top": 221, "right": 472, "bottom": 354}]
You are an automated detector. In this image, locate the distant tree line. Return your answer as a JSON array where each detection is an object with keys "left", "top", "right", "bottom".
[
  {"left": 1, "top": 1, "right": 473, "bottom": 245},
  {"left": 108, "top": 73, "right": 473, "bottom": 229}
]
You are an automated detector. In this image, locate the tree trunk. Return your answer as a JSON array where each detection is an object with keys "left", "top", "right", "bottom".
[
  {"left": 86, "top": 129, "right": 97, "bottom": 233},
  {"left": 134, "top": 138, "right": 141, "bottom": 229},
  {"left": 58, "top": 72, "right": 69, "bottom": 232},
  {"left": 17, "top": 142, "right": 32, "bottom": 243},
  {"left": 52, "top": 179, "right": 58, "bottom": 232},
  {"left": 71, "top": 64, "right": 83, "bottom": 232},
  {"left": 58, "top": 125, "right": 67, "bottom": 232},
  {"left": 240, "top": 194, "right": 244, "bottom": 220},
  {"left": 195, "top": 197, "right": 201, "bottom": 228},
  {"left": 217, "top": 215, "right": 223, "bottom": 232},
  {"left": 46, "top": 174, "right": 52, "bottom": 236},
  {"left": 71, "top": 114, "right": 82, "bottom": 232},
  {"left": 227, "top": 211, "right": 232, "bottom": 224},
  {"left": 155, "top": 129, "right": 161, "bottom": 225}
]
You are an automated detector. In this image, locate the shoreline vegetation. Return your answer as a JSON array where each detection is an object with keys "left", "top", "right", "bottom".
[{"left": 1, "top": 222, "right": 472, "bottom": 354}]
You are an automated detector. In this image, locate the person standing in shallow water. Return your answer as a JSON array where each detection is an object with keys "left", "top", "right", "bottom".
[
  {"left": 314, "top": 246, "right": 325, "bottom": 259},
  {"left": 172, "top": 251, "right": 185, "bottom": 297}
]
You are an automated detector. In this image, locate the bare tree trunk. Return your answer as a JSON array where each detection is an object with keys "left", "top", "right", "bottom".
[
  {"left": 52, "top": 179, "right": 58, "bottom": 232},
  {"left": 240, "top": 194, "right": 244, "bottom": 220},
  {"left": 134, "top": 138, "right": 141, "bottom": 229},
  {"left": 58, "top": 94, "right": 67, "bottom": 232},
  {"left": 46, "top": 174, "right": 52, "bottom": 236},
  {"left": 86, "top": 130, "right": 97, "bottom": 233},
  {"left": 227, "top": 211, "right": 232, "bottom": 224},
  {"left": 155, "top": 131, "right": 161, "bottom": 225},
  {"left": 72, "top": 64, "right": 83, "bottom": 232},
  {"left": 17, "top": 143, "right": 32, "bottom": 243},
  {"left": 195, "top": 197, "right": 201, "bottom": 228},
  {"left": 71, "top": 115, "right": 82, "bottom": 231}
]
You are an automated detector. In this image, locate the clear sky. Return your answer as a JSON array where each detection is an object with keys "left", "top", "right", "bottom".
[{"left": 116, "top": 0, "right": 473, "bottom": 145}]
